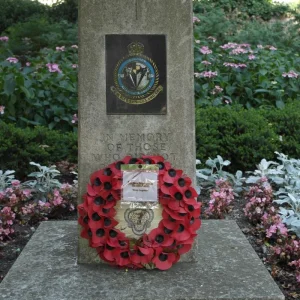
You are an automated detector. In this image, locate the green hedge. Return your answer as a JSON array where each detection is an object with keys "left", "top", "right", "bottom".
[
  {"left": 0, "top": 122, "right": 77, "bottom": 179},
  {"left": 196, "top": 103, "right": 300, "bottom": 172},
  {"left": 0, "top": 0, "right": 47, "bottom": 34}
]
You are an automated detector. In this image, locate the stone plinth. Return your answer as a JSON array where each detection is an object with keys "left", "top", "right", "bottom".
[
  {"left": 78, "top": 0, "right": 196, "bottom": 263},
  {"left": 0, "top": 220, "right": 285, "bottom": 300}
]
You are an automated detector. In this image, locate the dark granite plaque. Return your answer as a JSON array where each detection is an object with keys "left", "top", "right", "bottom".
[{"left": 106, "top": 35, "right": 167, "bottom": 115}]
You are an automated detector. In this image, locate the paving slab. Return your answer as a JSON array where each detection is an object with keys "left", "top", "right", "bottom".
[{"left": 0, "top": 220, "right": 285, "bottom": 300}]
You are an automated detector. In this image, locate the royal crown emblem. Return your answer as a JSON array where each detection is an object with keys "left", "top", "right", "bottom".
[{"left": 111, "top": 41, "right": 163, "bottom": 105}]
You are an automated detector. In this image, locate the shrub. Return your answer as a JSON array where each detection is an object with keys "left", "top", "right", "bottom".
[
  {"left": 48, "top": 0, "right": 78, "bottom": 23},
  {"left": 195, "top": 106, "right": 280, "bottom": 172},
  {"left": 0, "top": 0, "right": 47, "bottom": 34},
  {"left": 0, "top": 122, "right": 77, "bottom": 179},
  {"left": 194, "top": 40, "right": 300, "bottom": 109},
  {"left": 193, "top": 0, "right": 291, "bottom": 21},
  {"left": 205, "top": 179, "right": 234, "bottom": 219},
  {"left": 3, "top": 18, "right": 78, "bottom": 56},
  {"left": 0, "top": 45, "right": 78, "bottom": 131},
  {"left": 261, "top": 102, "right": 300, "bottom": 158}
]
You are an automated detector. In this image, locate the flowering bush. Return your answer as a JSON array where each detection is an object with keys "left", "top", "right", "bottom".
[
  {"left": 244, "top": 178, "right": 273, "bottom": 224},
  {"left": 0, "top": 45, "right": 78, "bottom": 131},
  {"left": 205, "top": 179, "right": 234, "bottom": 219},
  {"left": 193, "top": 37, "right": 300, "bottom": 108},
  {"left": 0, "top": 168, "right": 77, "bottom": 240},
  {"left": 0, "top": 206, "right": 15, "bottom": 240}
]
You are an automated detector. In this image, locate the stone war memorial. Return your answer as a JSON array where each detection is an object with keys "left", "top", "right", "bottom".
[{"left": 0, "top": 0, "right": 285, "bottom": 299}]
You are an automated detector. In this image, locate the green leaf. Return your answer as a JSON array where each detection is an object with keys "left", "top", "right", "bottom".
[
  {"left": 21, "top": 87, "right": 34, "bottom": 99},
  {"left": 245, "top": 87, "right": 253, "bottom": 99},
  {"left": 259, "top": 70, "right": 268, "bottom": 76},
  {"left": 4, "top": 75, "right": 16, "bottom": 96},
  {"left": 276, "top": 100, "right": 285, "bottom": 109},
  {"left": 195, "top": 82, "right": 201, "bottom": 93},
  {"left": 254, "top": 89, "right": 270, "bottom": 94}
]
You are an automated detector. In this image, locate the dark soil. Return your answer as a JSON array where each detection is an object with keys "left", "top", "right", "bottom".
[{"left": 1, "top": 195, "right": 300, "bottom": 299}]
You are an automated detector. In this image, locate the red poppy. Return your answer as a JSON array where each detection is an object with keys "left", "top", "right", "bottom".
[
  {"left": 168, "top": 186, "right": 186, "bottom": 208},
  {"left": 113, "top": 248, "right": 131, "bottom": 266},
  {"left": 144, "top": 227, "right": 174, "bottom": 248},
  {"left": 97, "top": 248, "right": 113, "bottom": 264},
  {"left": 171, "top": 223, "right": 191, "bottom": 242},
  {"left": 189, "top": 217, "right": 202, "bottom": 232},
  {"left": 87, "top": 210, "right": 103, "bottom": 229},
  {"left": 174, "top": 176, "right": 192, "bottom": 190},
  {"left": 152, "top": 247, "right": 177, "bottom": 270},
  {"left": 90, "top": 171, "right": 113, "bottom": 193},
  {"left": 142, "top": 155, "right": 172, "bottom": 174},
  {"left": 106, "top": 229, "right": 126, "bottom": 247},
  {"left": 161, "top": 210, "right": 179, "bottom": 230},
  {"left": 163, "top": 206, "right": 188, "bottom": 221},
  {"left": 78, "top": 203, "right": 87, "bottom": 217},
  {"left": 186, "top": 202, "right": 201, "bottom": 218},
  {"left": 108, "top": 156, "right": 132, "bottom": 176},
  {"left": 131, "top": 246, "right": 154, "bottom": 265},
  {"left": 163, "top": 168, "right": 183, "bottom": 184},
  {"left": 160, "top": 181, "right": 173, "bottom": 195},
  {"left": 181, "top": 186, "right": 198, "bottom": 205},
  {"left": 103, "top": 244, "right": 116, "bottom": 262}
]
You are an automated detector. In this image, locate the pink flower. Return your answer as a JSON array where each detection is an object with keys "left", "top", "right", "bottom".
[
  {"left": 238, "top": 63, "right": 247, "bottom": 69},
  {"left": 5, "top": 188, "right": 13, "bottom": 194},
  {"left": 277, "top": 222, "right": 288, "bottom": 235},
  {"left": 11, "top": 180, "right": 20, "bottom": 187},
  {"left": 266, "top": 225, "right": 277, "bottom": 238},
  {"left": 46, "top": 63, "right": 62, "bottom": 73},
  {"left": 56, "top": 46, "right": 65, "bottom": 52},
  {"left": 0, "top": 106, "right": 5, "bottom": 115},
  {"left": 26, "top": 62, "right": 31, "bottom": 67},
  {"left": 268, "top": 46, "right": 277, "bottom": 51},
  {"left": 71, "top": 45, "right": 78, "bottom": 49},
  {"left": 0, "top": 36, "right": 9, "bottom": 42},
  {"left": 211, "top": 85, "right": 223, "bottom": 95},
  {"left": 72, "top": 64, "right": 78, "bottom": 69},
  {"left": 230, "top": 47, "right": 248, "bottom": 55},
  {"left": 223, "top": 62, "right": 247, "bottom": 69},
  {"left": 220, "top": 43, "right": 239, "bottom": 50},
  {"left": 198, "top": 71, "right": 218, "bottom": 78},
  {"left": 6, "top": 57, "right": 18, "bottom": 63},
  {"left": 282, "top": 70, "right": 298, "bottom": 78},
  {"left": 38, "top": 201, "right": 46, "bottom": 207},
  {"left": 239, "top": 43, "right": 251, "bottom": 48},
  {"left": 200, "top": 46, "right": 212, "bottom": 55},
  {"left": 248, "top": 54, "right": 256, "bottom": 60},
  {"left": 201, "top": 60, "right": 211, "bottom": 65},
  {"left": 22, "top": 189, "right": 32, "bottom": 197},
  {"left": 72, "top": 114, "right": 78, "bottom": 124},
  {"left": 208, "top": 36, "right": 216, "bottom": 42},
  {"left": 193, "top": 16, "right": 200, "bottom": 23}
]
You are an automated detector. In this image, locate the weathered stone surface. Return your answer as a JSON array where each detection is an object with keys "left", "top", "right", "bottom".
[
  {"left": 0, "top": 221, "right": 285, "bottom": 300},
  {"left": 78, "top": 0, "right": 196, "bottom": 263}
]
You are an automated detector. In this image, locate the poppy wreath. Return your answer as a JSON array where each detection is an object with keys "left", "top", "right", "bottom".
[{"left": 78, "top": 155, "right": 201, "bottom": 270}]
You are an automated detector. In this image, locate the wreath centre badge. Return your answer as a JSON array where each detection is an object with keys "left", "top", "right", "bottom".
[
  {"left": 106, "top": 35, "right": 167, "bottom": 114},
  {"left": 111, "top": 41, "right": 163, "bottom": 105}
]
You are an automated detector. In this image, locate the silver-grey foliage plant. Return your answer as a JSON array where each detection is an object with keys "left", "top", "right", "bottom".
[
  {"left": 0, "top": 170, "right": 15, "bottom": 191},
  {"left": 247, "top": 152, "right": 300, "bottom": 237},
  {"left": 196, "top": 155, "right": 244, "bottom": 195},
  {"left": 23, "top": 162, "right": 62, "bottom": 201}
]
